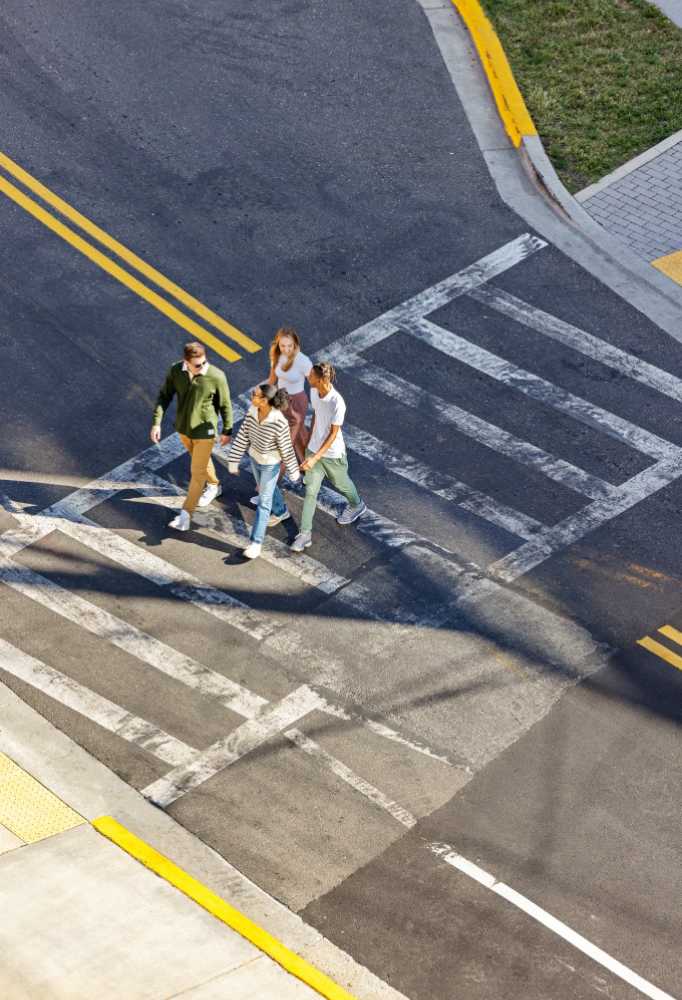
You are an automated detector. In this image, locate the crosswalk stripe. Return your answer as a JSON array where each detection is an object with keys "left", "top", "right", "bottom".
[
  {"left": 329, "top": 352, "right": 618, "bottom": 501},
  {"left": 636, "top": 634, "right": 682, "bottom": 672},
  {"left": 0, "top": 639, "right": 198, "bottom": 767},
  {"left": 284, "top": 727, "right": 417, "bottom": 829},
  {"left": 405, "top": 317, "right": 679, "bottom": 461},
  {"left": 470, "top": 284, "right": 682, "bottom": 404},
  {"left": 143, "top": 686, "right": 324, "bottom": 807},
  {"left": 342, "top": 422, "right": 544, "bottom": 540}
]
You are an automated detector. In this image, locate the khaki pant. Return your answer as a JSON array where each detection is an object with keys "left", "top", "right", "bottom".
[{"left": 179, "top": 434, "right": 219, "bottom": 514}]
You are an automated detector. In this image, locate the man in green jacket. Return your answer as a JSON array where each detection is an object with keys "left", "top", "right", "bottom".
[{"left": 151, "top": 341, "right": 233, "bottom": 531}]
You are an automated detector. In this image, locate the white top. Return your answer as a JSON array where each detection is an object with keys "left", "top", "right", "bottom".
[
  {"left": 274, "top": 351, "right": 312, "bottom": 395},
  {"left": 308, "top": 386, "right": 346, "bottom": 459}
]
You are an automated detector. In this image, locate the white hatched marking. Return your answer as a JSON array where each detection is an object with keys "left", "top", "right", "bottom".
[
  {"left": 430, "top": 843, "right": 676, "bottom": 1000},
  {"left": 342, "top": 423, "right": 544, "bottom": 540},
  {"left": 471, "top": 284, "right": 682, "bottom": 404},
  {"left": 0, "top": 638, "right": 197, "bottom": 767},
  {"left": 143, "top": 685, "right": 324, "bottom": 807},
  {"left": 405, "top": 317, "right": 679, "bottom": 461},
  {"left": 284, "top": 727, "right": 417, "bottom": 828},
  {"left": 328, "top": 352, "right": 616, "bottom": 501}
]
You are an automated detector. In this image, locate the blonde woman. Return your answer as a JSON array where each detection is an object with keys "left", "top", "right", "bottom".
[{"left": 268, "top": 327, "right": 312, "bottom": 465}]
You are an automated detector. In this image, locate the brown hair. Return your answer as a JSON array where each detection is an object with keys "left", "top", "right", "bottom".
[
  {"left": 311, "top": 361, "right": 336, "bottom": 384},
  {"left": 183, "top": 341, "right": 206, "bottom": 360},
  {"left": 269, "top": 327, "right": 300, "bottom": 374}
]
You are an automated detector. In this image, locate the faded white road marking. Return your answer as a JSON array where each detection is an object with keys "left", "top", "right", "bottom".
[
  {"left": 405, "top": 317, "right": 679, "bottom": 461},
  {"left": 328, "top": 352, "right": 617, "bottom": 501},
  {"left": 0, "top": 638, "right": 197, "bottom": 767},
  {"left": 342, "top": 423, "right": 544, "bottom": 540},
  {"left": 143, "top": 686, "right": 324, "bottom": 807},
  {"left": 471, "top": 283, "right": 682, "bottom": 404},
  {"left": 285, "top": 727, "right": 417, "bottom": 828},
  {"left": 430, "top": 843, "right": 676, "bottom": 1000}
]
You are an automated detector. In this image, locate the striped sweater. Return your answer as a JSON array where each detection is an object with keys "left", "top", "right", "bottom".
[{"left": 227, "top": 406, "right": 300, "bottom": 480}]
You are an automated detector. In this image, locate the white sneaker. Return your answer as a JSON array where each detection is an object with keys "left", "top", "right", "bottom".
[
  {"left": 290, "top": 531, "right": 312, "bottom": 552},
  {"left": 243, "top": 541, "right": 262, "bottom": 559},
  {"left": 337, "top": 500, "right": 367, "bottom": 525},
  {"left": 169, "top": 510, "right": 190, "bottom": 531},
  {"left": 198, "top": 483, "right": 222, "bottom": 507},
  {"left": 267, "top": 510, "right": 291, "bottom": 527},
  {"left": 250, "top": 494, "right": 259, "bottom": 506}
]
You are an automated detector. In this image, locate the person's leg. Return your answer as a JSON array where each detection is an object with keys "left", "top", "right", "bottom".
[
  {"left": 321, "top": 453, "right": 361, "bottom": 506},
  {"left": 250, "top": 462, "right": 282, "bottom": 543},
  {"left": 205, "top": 453, "right": 219, "bottom": 487},
  {"left": 286, "top": 391, "right": 310, "bottom": 467},
  {"left": 299, "top": 451, "right": 326, "bottom": 534},
  {"left": 183, "top": 437, "right": 215, "bottom": 514}
]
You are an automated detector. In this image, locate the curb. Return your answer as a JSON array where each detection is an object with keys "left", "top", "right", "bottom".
[{"left": 93, "top": 816, "right": 357, "bottom": 1000}]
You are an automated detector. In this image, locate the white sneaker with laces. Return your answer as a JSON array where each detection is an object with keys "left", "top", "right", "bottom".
[
  {"left": 336, "top": 500, "right": 367, "bottom": 525},
  {"left": 169, "top": 510, "right": 190, "bottom": 531},
  {"left": 290, "top": 531, "right": 312, "bottom": 552},
  {"left": 197, "top": 483, "right": 222, "bottom": 507},
  {"left": 243, "top": 541, "right": 262, "bottom": 559},
  {"left": 267, "top": 510, "right": 291, "bottom": 527}
]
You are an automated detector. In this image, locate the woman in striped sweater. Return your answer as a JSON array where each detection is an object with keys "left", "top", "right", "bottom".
[{"left": 227, "top": 383, "right": 301, "bottom": 559}]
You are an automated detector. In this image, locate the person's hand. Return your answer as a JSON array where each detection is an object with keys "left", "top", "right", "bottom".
[
  {"left": 227, "top": 463, "right": 239, "bottom": 476},
  {"left": 150, "top": 426, "right": 161, "bottom": 444},
  {"left": 300, "top": 456, "right": 316, "bottom": 473},
  {"left": 220, "top": 434, "right": 231, "bottom": 447}
]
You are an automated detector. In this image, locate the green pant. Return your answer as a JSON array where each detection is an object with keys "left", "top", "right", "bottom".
[{"left": 300, "top": 450, "right": 360, "bottom": 533}]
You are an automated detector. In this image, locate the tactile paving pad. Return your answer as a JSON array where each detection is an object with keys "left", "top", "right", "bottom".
[{"left": 0, "top": 753, "right": 84, "bottom": 844}]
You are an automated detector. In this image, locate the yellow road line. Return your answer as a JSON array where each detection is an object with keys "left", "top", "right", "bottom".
[
  {"left": 658, "top": 624, "right": 682, "bottom": 648},
  {"left": 0, "top": 753, "right": 85, "bottom": 844},
  {"left": 93, "top": 816, "right": 357, "bottom": 1000},
  {"left": 0, "top": 173, "right": 242, "bottom": 363},
  {"left": 0, "top": 150, "right": 260, "bottom": 355},
  {"left": 636, "top": 634, "right": 682, "bottom": 672},
  {"left": 451, "top": 0, "right": 537, "bottom": 148}
]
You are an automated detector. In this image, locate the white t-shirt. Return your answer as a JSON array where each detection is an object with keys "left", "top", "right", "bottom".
[
  {"left": 275, "top": 351, "right": 312, "bottom": 395},
  {"left": 308, "top": 386, "right": 346, "bottom": 459}
]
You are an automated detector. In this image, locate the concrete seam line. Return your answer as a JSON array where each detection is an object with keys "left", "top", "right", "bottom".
[
  {"left": 450, "top": 0, "right": 536, "bottom": 146},
  {"left": 92, "top": 816, "right": 358, "bottom": 1000}
]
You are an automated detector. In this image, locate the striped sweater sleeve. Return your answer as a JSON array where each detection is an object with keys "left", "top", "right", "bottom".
[
  {"left": 227, "top": 418, "right": 250, "bottom": 467},
  {"left": 275, "top": 420, "right": 300, "bottom": 480}
]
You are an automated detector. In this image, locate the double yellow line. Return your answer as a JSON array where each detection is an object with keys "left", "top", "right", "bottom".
[
  {"left": 637, "top": 624, "right": 682, "bottom": 672},
  {"left": 0, "top": 151, "right": 260, "bottom": 363}
]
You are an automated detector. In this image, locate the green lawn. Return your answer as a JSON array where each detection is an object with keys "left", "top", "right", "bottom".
[{"left": 479, "top": 0, "right": 682, "bottom": 192}]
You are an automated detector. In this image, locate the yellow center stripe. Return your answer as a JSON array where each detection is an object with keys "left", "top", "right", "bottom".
[
  {"left": 0, "top": 171, "right": 245, "bottom": 363},
  {"left": 658, "top": 624, "right": 682, "bottom": 648},
  {"left": 636, "top": 634, "right": 682, "bottom": 672}
]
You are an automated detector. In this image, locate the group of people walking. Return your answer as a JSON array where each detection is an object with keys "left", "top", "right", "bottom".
[{"left": 150, "top": 329, "right": 366, "bottom": 559}]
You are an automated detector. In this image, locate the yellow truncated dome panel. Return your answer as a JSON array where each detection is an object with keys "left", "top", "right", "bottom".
[{"left": 0, "top": 753, "right": 84, "bottom": 844}]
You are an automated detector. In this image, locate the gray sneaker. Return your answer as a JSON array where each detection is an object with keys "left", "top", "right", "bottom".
[
  {"left": 336, "top": 500, "right": 367, "bottom": 525},
  {"left": 290, "top": 531, "right": 312, "bottom": 552}
]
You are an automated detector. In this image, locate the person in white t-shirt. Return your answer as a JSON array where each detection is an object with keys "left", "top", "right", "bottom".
[
  {"left": 290, "top": 362, "right": 366, "bottom": 553},
  {"left": 268, "top": 327, "right": 312, "bottom": 465}
]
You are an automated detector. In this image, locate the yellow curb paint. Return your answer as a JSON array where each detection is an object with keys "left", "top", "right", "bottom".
[
  {"left": 636, "top": 634, "right": 682, "bottom": 673},
  {"left": 652, "top": 250, "right": 682, "bottom": 285},
  {"left": 0, "top": 173, "right": 242, "bottom": 363},
  {"left": 0, "top": 753, "right": 85, "bottom": 844},
  {"left": 451, "top": 0, "right": 536, "bottom": 147},
  {"left": 93, "top": 816, "right": 358, "bottom": 1000},
  {"left": 0, "top": 151, "right": 260, "bottom": 355}
]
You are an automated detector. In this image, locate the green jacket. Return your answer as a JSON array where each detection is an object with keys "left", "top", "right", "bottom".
[{"left": 152, "top": 362, "right": 233, "bottom": 440}]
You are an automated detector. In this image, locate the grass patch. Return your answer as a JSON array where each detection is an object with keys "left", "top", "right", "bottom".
[{"left": 479, "top": 0, "right": 682, "bottom": 192}]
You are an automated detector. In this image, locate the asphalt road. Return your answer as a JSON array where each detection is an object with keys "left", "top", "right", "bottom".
[{"left": 0, "top": 3, "right": 680, "bottom": 999}]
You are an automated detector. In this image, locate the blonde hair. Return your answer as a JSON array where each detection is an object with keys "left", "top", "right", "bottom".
[{"left": 269, "top": 327, "right": 300, "bottom": 374}]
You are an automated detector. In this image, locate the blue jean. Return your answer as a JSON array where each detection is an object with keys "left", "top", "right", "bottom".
[{"left": 250, "top": 458, "right": 287, "bottom": 543}]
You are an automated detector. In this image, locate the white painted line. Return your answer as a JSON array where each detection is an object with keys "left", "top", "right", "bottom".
[
  {"left": 430, "top": 843, "right": 676, "bottom": 1000},
  {"left": 284, "top": 727, "right": 417, "bottom": 828},
  {"left": 342, "top": 422, "right": 545, "bottom": 540},
  {"left": 489, "top": 452, "right": 682, "bottom": 582},
  {"left": 470, "top": 284, "right": 682, "bottom": 405},
  {"left": 0, "top": 638, "right": 197, "bottom": 767},
  {"left": 0, "top": 555, "right": 268, "bottom": 720},
  {"left": 405, "top": 317, "right": 679, "bottom": 461},
  {"left": 143, "top": 686, "right": 324, "bottom": 806},
  {"left": 329, "top": 352, "right": 617, "bottom": 501}
]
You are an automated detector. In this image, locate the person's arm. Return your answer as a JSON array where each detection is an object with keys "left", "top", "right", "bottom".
[
  {"left": 226, "top": 418, "right": 250, "bottom": 474},
  {"left": 275, "top": 422, "right": 301, "bottom": 482},
  {"left": 217, "top": 373, "right": 233, "bottom": 445},
  {"left": 150, "top": 368, "right": 176, "bottom": 443},
  {"left": 300, "top": 425, "right": 340, "bottom": 470}
]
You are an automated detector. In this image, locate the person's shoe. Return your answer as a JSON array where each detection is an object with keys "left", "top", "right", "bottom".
[
  {"left": 290, "top": 531, "right": 312, "bottom": 553},
  {"left": 250, "top": 494, "right": 259, "bottom": 506},
  {"left": 197, "top": 483, "right": 222, "bottom": 507},
  {"left": 336, "top": 500, "right": 367, "bottom": 525},
  {"left": 243, "top": 541, "right": 262, "bottom": 559},
  {"left": 267, "top": 510, "right": 291, "bottom": 527},
  {"left": 169, "top": 510, "right": 191, "bottom": 531}
]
